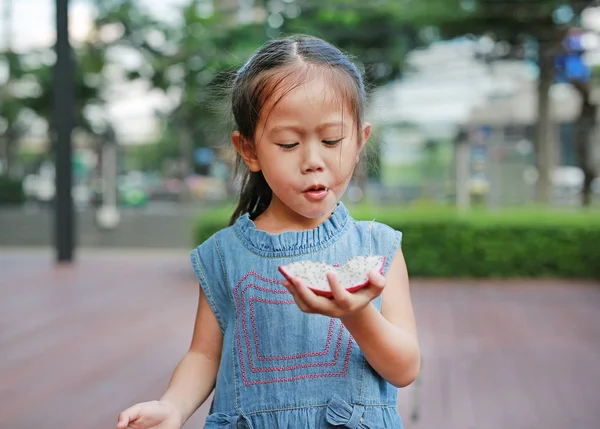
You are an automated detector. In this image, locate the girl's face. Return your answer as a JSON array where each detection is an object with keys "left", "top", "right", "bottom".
[{"left": 234, "top": 71, "right": 370, "bottom": 230}]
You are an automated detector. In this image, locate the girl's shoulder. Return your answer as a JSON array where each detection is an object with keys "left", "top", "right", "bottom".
[
  {"left": 353, "top": 217, "right": 401, "bottom": 235},
  {"left": 193, "top": 223, "right": 238, "bottom": 258},
  {"left": 189, "top": 224, "right": 240, "bottom": 332},
  {"left": 350, "top": 217, "right": 403, "bottom": 247},
  {"left": 189, "top": 224, "right": 240, "bottom": 291}
]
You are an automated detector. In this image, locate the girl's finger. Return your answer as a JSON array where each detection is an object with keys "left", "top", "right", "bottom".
[
  {"left": 368, "top": 270, "right": 386, "bottom": 288},
  {"left": 326, "top": 271, "right": 351, "bottom": 307},
  {"left": 354, "top": 273, "right": 386, "bottom": 303},
  {"left": 284, "top": 278, "right": 312, "bottom": 313},
  {"left": 293, "top": 277, "right": 330, "bottom": 313},
  {"left": 283, "top": 279, "right": 299, "bottom": 299},
  {"left": 116, "top": 405, "right": 141, "bottom": 429}
]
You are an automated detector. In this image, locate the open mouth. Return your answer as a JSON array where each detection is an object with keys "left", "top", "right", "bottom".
[
  {"left": 306, "top": 185, "right": 328, "bottom": 192},
  {"left": 304, "top": 185, "right": 329, "bottom": 201}
]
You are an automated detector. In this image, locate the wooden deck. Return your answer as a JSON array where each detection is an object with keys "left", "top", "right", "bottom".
[{"left": 1, "top": 248, "right": 599, "bottom": 429}]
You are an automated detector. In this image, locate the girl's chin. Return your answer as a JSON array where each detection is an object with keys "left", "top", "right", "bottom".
[
  {"left": 272, "top": 194, "right": 338, "bottom": 221},
  {"left": 298, "top": 203, "right": 337, "bottom": 220}
]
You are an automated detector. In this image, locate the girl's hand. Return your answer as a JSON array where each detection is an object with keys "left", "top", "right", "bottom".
[
  {"left": 116, "top": 400, "right": 183, "bottom": 429},
  {"left": 283, "top": 270, "right": 386, "bottom": 319}
]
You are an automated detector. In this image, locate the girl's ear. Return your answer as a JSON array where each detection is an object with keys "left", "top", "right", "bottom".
[
  {"left": 232, "top": 131, "right": 261, "bottom": 172},
  {"left": 357, "top": 122, "right": 372, "bottom": 163},
  {"left": 361, "top": 122, "right": 372, "bottom": 148}
]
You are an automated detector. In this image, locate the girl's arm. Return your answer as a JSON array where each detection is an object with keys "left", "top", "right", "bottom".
[
  {"left": 159, "top": 286, "right": 223, "bottom": 425},
  {"left": 340, "top": 248, "right": 420, "bottom": 388}
]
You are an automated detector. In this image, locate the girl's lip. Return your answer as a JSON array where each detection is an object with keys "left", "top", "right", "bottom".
[
  {"left": 304, "top": 188, "right": 329, "bottom": 201},
  {"left": 304, "top": 184, "right": 329, "bottom": 192}
]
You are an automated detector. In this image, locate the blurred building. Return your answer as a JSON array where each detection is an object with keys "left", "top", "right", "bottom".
[
  {"left": 369, "top": 37, "right": 587, "bottom": 129},
  {"left": 368, "top": 37, "right": 600, "bottom": 204}
]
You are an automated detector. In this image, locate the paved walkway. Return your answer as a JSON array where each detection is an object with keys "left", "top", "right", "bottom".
[{"left": 1, "top": 248, "right": 599, "bottom": 429}]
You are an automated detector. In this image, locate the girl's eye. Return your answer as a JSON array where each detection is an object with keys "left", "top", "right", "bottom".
[
  {"left": 277, "top": 143, "right": 298, "bottom": 150},
  {"left": 323, "top": 139, "right": 343, "bottom": 146}
]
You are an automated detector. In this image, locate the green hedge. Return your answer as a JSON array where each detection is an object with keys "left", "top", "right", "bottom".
[
  {"left": 0, "top": 176, "right": 25, "bottom": 205},
  {"left": 193, "top": 203, "right": 600, "bottom": 279}
]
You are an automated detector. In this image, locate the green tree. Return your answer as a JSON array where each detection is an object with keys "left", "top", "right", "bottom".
[
  {"left": 95, "top": 0, "right": 268, "bottom": 182},
  {"left": 25, "top": 41, "right": 108, "bottom": 141},
  {"left": 0, "top": 3, "right": 117, "bottom": 179},
  {"left": 280, "top": 0, "right": 419, "bottom": 87}
]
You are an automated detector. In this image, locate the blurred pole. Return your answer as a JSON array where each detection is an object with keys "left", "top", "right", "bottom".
[
  {"left": 534, "top": 49, "right": 554, "bottom": 205},
  {"left": 455, "top": 128, "right": 470, "bottom": 213},
  {"left": 487, "top": 127, "right": 505, "bottom": 210},
  {"left": 54, "top": 0, "right": 75, "bottom": 262},
  {"left": 96, "top": 128, "right": 120, "bottom": 230}
]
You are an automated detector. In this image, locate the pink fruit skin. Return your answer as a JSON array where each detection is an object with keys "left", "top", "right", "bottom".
[{"left": 277, "top": 259, "right": 385, "bottom": 299}]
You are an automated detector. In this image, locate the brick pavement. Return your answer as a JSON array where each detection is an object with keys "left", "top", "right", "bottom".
[{"left": 1, "top": 248, "right": 599, "bottom": 429}]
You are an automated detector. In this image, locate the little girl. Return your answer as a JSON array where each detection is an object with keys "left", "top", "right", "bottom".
[{"left": 117, "top": 35, "right": 420, "bottom": 429}]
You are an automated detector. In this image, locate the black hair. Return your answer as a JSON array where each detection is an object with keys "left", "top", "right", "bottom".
[{"left": 229, "top": 35, "right": 367, "bottom": 225}]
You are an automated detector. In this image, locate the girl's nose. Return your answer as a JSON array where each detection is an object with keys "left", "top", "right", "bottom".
[{"left": 301, "top": 145, "right": 325, "bottom": 173}]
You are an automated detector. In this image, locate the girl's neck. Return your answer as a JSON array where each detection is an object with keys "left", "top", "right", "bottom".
[{"left": 253, "top": 199, "right": 334, "bottom": 234}]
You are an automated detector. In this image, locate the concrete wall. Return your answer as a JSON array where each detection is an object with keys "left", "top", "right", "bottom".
[{"left": 0, "top": 205, "right": 205, "bottom": 249}]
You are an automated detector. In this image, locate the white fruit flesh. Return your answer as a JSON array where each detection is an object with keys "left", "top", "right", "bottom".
[{"left": 279, "top": 256, "right": 384, "bottom": 294}]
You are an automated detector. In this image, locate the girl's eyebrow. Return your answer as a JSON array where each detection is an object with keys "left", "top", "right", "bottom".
[
  {"left": 269, "top": 121, "right": 345, "bottom": 134},
  {"left": 268, "top": 125, "right": 305, "bottom": 134},
  {"left": 317, "top": 121, "right": 345, "bottom": 130}
]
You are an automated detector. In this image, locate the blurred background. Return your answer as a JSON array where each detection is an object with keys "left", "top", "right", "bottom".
[{"left": 1, "top": 1, "right": 600, "bottom": 428}]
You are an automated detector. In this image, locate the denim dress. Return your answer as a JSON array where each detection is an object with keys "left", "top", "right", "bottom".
[{"left": 190, "top": 202, "right": 404, "bottom": 428}]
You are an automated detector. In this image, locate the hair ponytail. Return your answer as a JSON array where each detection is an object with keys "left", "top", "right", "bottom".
[{"left": 229, "top": 169, "right": 272, "bottom": 225}]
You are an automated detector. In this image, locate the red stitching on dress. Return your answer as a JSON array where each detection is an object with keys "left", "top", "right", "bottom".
[
  {"left": 233, "top": 270, "right": 354, "bottom": 386},
  {"left": 243, "top": 334, "right": 354, "bottom": 386},
  {"left": 250, "top": 298, "right": 336, "bottom": 361},
  {"left": 237, "top": 270, "right": 284, "bottom": 285},
  {"left": 242, "top": 286, "right": 343, "bottom": 372}
]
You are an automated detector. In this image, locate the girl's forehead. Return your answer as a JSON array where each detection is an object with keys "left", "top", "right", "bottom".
[{"left": 261, "top": 72, "right": 354, "bottom": 123}]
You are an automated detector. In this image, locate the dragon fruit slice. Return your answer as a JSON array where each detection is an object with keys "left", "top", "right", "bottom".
[{"left": 278, "top": 256, "right": 385, "bottom": 297}]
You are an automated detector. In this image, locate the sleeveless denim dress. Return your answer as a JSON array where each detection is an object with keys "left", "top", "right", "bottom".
[{"left": 190, "top": 202, "right": 404, "bottom": 428}]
